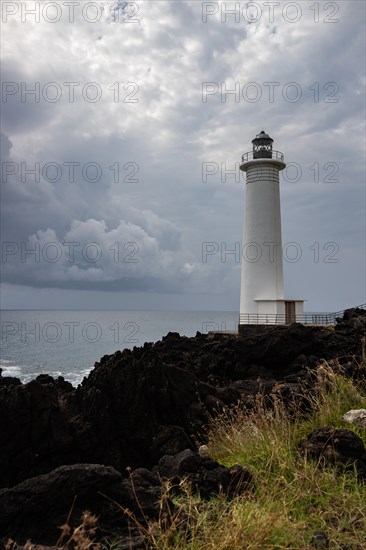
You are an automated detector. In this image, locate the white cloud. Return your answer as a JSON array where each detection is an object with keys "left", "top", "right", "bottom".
[{"left": 1, "top": 0, "right": 365, "bottom": 310}]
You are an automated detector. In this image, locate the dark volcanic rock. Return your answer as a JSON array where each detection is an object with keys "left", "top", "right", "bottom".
[
  {"left": 0, "top": 463, "right": 168, "bottom": 547},
  {"left": 336, "top": 307, "right": 366, "bottom": 326},
  {"left": 299, "top": 427, "right": 366, "bottom": 479},
  {"left": 75, "top": 354, "right": 217, "bottom": 473},
  {"left": 0, "top": 308, "right": 365, "bottom": 489},
  {"left": 0, "top": 377, "right": 77, "bottom": 487},
  {"left": 0, "top": 464, "right": 124, "bottom": 545},
  {"left": 150, "top": 424, "right": 194, "bottom": 463},
  {"left": 0, "top": 308, "right": 365, "bottom": 545},
  {"left": 156, "top": 449, "right": 253, "bottom": 499}
]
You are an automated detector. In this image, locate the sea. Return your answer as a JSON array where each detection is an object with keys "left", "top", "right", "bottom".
[{"left": 0, "top": 310, "right": 238, "bottom": 387}]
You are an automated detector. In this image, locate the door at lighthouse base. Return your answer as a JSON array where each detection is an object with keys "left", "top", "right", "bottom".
[{"left": 285, "top": 301, "right": 296, "bottom": 324}]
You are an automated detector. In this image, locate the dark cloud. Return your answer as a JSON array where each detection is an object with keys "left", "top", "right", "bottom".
[{"left": 1, "top": 1, "right": 365, "bottom": 310}]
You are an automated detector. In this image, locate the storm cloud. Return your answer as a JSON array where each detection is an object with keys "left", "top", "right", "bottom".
[{"left": 1, "top": 1, "right": 365, "bottom": 310}]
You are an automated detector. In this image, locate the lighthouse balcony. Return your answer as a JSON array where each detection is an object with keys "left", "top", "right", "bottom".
[
  {"left": 239, "top": 312, "right": 320, "bottom": 325},
  {"left": 242, "top": 150, "right": 284, "bottom": 162},
  {"left": 239, "top": 303, "right": 366, "bottom": 327}
]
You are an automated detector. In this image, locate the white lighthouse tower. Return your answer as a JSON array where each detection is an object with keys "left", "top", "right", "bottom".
[{"left": 239, "top": 131, "right": 304, "bottom": 328}]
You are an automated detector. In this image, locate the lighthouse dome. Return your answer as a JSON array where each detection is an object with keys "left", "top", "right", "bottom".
[{"left": 253, "top": 130, "right": 273, "bottom": 142}]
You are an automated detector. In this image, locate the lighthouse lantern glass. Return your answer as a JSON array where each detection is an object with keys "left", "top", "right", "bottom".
[{"left": 252, "top": 131, "right": 273, "bottom": 159}]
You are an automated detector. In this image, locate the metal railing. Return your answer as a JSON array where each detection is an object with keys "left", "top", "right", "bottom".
[
  {"left": 241, "top": 150, "right": 284, "bottom": 163},
  {"left": 239, "top": 304, "right": 366, "bottom": 326}
]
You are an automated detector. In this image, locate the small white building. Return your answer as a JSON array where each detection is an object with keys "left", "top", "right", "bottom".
[{"left": 239, "top": 131, "right": 304, "bottom": 326}]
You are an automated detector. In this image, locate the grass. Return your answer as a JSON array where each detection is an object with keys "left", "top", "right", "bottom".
[
  {"left": 144, "top": 362, "right": 366, "bottom": 550},
  {"left": 7, "top": 363, "right": 366, "bottom": 550}
]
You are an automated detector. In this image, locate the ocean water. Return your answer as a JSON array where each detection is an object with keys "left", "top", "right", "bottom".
[{"left": 0, "top": 310, "right": 238, "bottom": 386}]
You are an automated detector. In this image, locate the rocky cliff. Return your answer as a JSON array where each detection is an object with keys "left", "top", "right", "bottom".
[{"left": 0, "top": 308, "right": 365, "bottom": 546}]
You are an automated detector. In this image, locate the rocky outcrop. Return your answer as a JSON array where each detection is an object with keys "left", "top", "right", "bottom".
[
  {"left": 0, "top": 375, "right": 77, "bottom": 488},
  {"left": 156, "top": 448, "right": 253, "bottom": 499},
  {"left": 0, "top": 464, "right": 127, "bottom": 546},
  {"left": 0, "top": 309, "right": 365, "bottom": 489},
  {"left": 0, "top": 309, "right": 365, "bottom": 545},
  {"left": 0, "top": 463, "right": 172, "bottom": 548},
  {"left": 298, "top": 427, "right": 366, "bottom": 480},
  {"left": 0, "top": 450, "right": 253, "bottom": 547}
]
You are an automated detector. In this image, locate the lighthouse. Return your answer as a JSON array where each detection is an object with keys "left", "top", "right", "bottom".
[{"left": 239, "top": 131, "right": 304, "bottom": 327}]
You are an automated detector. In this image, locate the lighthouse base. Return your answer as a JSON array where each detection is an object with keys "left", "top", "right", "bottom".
[{"left": 239, "top": 299, "right": 304, "bottom": 326}]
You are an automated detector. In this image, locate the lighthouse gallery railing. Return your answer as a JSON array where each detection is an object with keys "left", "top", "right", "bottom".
[
  {"left": 241, "top": 150, "right": 285, "bottom": 162},
  {"left": 239, "top": 304, "right": 366, "bottom": 326}
]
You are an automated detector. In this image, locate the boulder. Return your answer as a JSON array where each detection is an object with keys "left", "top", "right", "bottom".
[
  {"left": 0, "top": 463, "right": 169, "bottom": 548},
  {"left": 299, "top": 427, "right": 366, "bottom": 479},
  {"left": 0, "top": 464, "right": 124, "bottom": 545},
  {"left": 156, "top": 449, "right": 253, "bottom": 499},
  {"left": 343, "top": 409, "right": 366, "bottom": 428}
]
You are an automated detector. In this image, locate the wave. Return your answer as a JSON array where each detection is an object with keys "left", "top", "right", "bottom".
[
  {"left": 0, "top": 360, "right": 92, "bottom": 387},
  {"left": 0, "top": 360, "right": 23, "bottom": 378}
]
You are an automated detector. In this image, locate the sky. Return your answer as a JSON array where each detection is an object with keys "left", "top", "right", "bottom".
[{"left": 1, "top": 0, "right": 365, "bottom": 312}]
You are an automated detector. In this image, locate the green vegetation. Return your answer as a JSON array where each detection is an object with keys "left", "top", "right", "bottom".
[
  {"left": 144, "top": 363, "right": 366, "bottom": 550},
  {"left": 12, "top": 363, "right": 366, "bottom": 550}
]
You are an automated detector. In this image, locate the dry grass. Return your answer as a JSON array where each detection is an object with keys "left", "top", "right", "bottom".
[
  {"left": 145, "top": 363, "right": 366, "bottom": 549},
  {"left": 6, "top": 363, "right": 366, "bottom": 550},
  {"left": 6, "top": 511, "right": 100, "bottom": 550}
]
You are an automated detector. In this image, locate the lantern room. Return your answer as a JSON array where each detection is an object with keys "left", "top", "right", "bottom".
[{"left": 252, "top": 130, "right": 273, "bottom": 159}]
